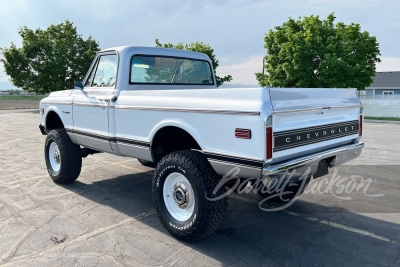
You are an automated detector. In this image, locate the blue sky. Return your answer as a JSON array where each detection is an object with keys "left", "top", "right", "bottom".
[{"left": 1, "top": 0, "right": 399, "bottom": 85}]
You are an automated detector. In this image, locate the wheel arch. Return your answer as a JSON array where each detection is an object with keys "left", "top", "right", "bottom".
[
  {"left": 149, "top": 121, "right": 204, "bottom": 163},
  {"left": 45, "top": 108, "right": 65, "bottom": 130}
]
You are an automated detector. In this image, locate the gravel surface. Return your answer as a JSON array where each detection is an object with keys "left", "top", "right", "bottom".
[{"left": 0, "top": 99, "right": 40, "bottom": 109}]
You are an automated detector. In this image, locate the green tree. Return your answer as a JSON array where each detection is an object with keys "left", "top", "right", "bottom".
[
  {"left": 155, "top": 39, "right": 232, "bottom": 87},
  {"left": 256, "top": 13, "right": 381, "bottom": 90},
  {"left": 1, "top": 20, "right": 99, "bottom": 93}
]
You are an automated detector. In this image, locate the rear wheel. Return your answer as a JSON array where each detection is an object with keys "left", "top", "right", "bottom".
[
  {"left": 45, "top": 129, "right": 82, "bottom": 184},
  {"left": 153, "top": 150, "right": 228, "bottom": 241}
]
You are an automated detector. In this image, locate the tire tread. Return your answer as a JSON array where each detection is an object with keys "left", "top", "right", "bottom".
[
  {"left": 45, "top": 129, "right": 82, "bottom": 184},
  {"left": 153, "top": 150, "right": 228, "bottom": 241}
]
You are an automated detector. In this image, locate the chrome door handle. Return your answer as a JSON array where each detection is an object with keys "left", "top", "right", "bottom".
[
  {"left": 98, "top": 96, "right": 117, "bottom": 103},
  {"left": 110, "top": 96, "right": 118, "bottom": 103}
]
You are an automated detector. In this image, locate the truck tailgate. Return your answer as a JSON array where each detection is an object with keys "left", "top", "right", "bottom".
[{"left": 269, "top": 88, "right": 361, "bottom": 162}]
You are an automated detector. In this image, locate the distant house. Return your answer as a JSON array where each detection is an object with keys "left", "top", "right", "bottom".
[
  {"left": 19, "top": 91, "right": 36, "bottom": 96},
  {"left": 0, "top": 90, "right": 10, "bottom": 95},
  {"left": 363, "top": 72, "right": 400, "bottom": 99}
]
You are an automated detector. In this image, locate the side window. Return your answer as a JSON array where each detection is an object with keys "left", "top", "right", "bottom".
[
  {"left": 382, "top": 91, "right": 394, "bottom": 100},
  {"left": 90, "top": 54, "right": 118, "bottom": 87},
  {"left": 85, "top": 58, "right": 99, "bottom": 87},
  {"left": 179, "top": 60, "right": 211, "bottom": 84}
]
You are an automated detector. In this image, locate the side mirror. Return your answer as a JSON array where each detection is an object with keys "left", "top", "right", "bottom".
[{"left": 74, "top": 81, "right": 84, "bottom": 90}]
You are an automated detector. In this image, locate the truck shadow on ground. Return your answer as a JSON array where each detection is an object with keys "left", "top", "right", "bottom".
[{"left": 60, "top": 170, "right": 400, "bottom": 266}]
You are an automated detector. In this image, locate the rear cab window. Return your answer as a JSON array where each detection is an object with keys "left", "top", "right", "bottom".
[{"left": 130, "top": 55, "right": 214, "bottom": 85}]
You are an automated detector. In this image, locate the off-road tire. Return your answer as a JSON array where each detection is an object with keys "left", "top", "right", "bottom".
[
  {"left": 153, "top": 150, "right": 228, "bottom": 241},
  {"left": 45, "top": 129, "right": 82, "bottom": 184},
  {"left": 138, "top": 159, "right": 156, "bottom": 168}
]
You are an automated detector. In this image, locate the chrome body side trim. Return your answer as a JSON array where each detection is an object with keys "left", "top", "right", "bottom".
[
  {"left": 203, "top": 151, "right": 264, "bottom": 168},
  {"left": 40, "top": 102, "right": 72, "bottom": 105},
  {"left": 73, "top": 103, "right": 108, "bottom": 107},
  {"left": 209, "top": 159, "right": 262, "bottom": 179},
  {"left": 114, "top": 105, "right": 261, "bottom": 116},
  {"left": 204, "top": 151, "right": 264, "bottom": 179},
  {"left": 272, "top": 105, "right": 362, "bottom": 114},
  {"left": 65, "top": 128, "right": 151, "bottom": 148}
]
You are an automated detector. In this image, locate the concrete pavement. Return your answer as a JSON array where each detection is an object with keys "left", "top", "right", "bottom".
[{"left": 0, "top": 110, "right": 399, "bottom": 266}]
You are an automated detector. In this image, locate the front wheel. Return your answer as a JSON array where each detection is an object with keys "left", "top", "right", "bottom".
[
  {"left": 153, "top": 150, "right": 228, "bottom": 241},
  {"left": 45, "top": 129, "right": 82, "bottom": 184}
]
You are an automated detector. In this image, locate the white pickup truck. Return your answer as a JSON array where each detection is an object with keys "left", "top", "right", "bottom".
[{"left": 39, "top": 46, "right": 364, "bottom": 240}]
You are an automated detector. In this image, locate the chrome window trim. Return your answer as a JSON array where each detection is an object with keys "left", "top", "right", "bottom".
[
  {"left": 129, "top": 54, "right": 215, "bottom": 86},
  {"left": 83, "top": 51, "right": 119, "bottom": 90}
]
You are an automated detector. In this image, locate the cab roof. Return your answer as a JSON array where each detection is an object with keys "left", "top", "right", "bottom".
[{"left": 99, "top": 46, "right": 211, "bottom": 62}]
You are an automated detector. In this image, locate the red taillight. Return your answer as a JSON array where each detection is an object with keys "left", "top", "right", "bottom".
[
  {"left": 266, "top": 127, "right": 273, "bottom": 159},
  {"left": 359, "top": 114, "right": 363, "bottom": 137}
]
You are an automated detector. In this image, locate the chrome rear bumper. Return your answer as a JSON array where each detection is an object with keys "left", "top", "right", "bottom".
[{"left": 262, "top": 141, "right": 364, "bottom": 178}]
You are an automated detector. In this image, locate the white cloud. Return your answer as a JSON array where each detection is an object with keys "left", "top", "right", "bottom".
[
  {"left": 0, "top": 62, "right": 9, "bottom": 83},
  {"left": 217, "top": 56, "right": 263, "bottom": 85},
  {"left": 375, "top": 58, "right": 400, "bottom": 72},
  {"left": 218, "top": 56, "right": 400, "bottom": 86},
  {"left": 1, "top": 0, "right": 400, "bottom": 85}
]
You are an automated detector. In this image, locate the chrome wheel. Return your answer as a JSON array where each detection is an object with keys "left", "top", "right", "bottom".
[
  {"left": 45, "top": 129, "right": 82, "bottom": 184},
  {"left": 49, "top": 142, "right": 61, "bottom": 172},
  {"left": 163, "top": 172, "right": 195, "bottom": 221}
]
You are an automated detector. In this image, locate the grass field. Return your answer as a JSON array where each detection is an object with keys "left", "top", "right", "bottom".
[
  {"left": 0, "top": 95, "right": 47, "bottom": 101},
  {"left": 0, "top": 95, "right": 44, "bottom": 109},
  {"left": 365, "top": 116, "right": 400, "bottom": 122}
]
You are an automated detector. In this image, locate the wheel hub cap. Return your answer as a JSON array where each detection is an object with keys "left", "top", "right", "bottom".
[
  {"left": 49, "top": 142, "right": 61, "bottom": 172},
  {"left": 53, "top": 149, "right": 61, "bottom": 164},
  {"left": 173, "top": 183, "right": 190, "bottom": 209},
  {"left": 163, "top": 172, "right": 195, "bottom": 221}
]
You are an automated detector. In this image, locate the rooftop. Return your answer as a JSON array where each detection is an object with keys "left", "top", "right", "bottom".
[
  {"left": 367, "top": 71, "right": 400, "bottom": 88},
  {"left": 100, "top": 46, "right": 210, "bottom": 61}
]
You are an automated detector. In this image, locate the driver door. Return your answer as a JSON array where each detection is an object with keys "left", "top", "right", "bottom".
[{"left": 72, "top": 52, "right": 118, "bottom": 153}]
